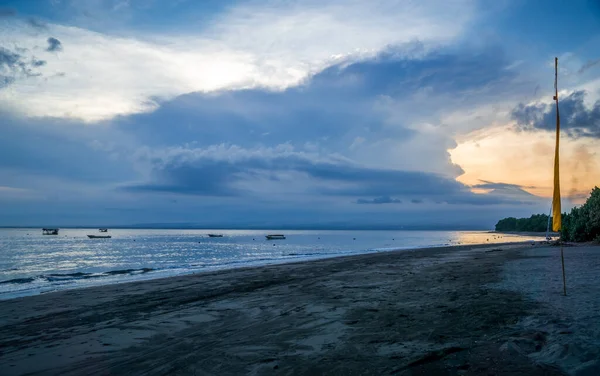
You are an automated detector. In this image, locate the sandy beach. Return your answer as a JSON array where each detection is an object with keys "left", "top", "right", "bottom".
[{"left": 1, "top": 243, "right": 599, "bottom": 375}]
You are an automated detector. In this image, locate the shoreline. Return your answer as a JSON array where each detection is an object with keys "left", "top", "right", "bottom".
[
  {"left": 492, "top": 231, "right": 560, "bottom": 237},
  {"left": 1, "top": 242, "right": 596, "bottom": 375},
  {"left": 0, "top": 239, "right": 543, "bottom": 301}
]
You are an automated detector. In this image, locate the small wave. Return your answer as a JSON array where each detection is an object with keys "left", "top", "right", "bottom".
[
  {"left": 105, "top": 268, "right": 154, "bottom": 275},
  {"left": 286, "top": 252, "right": 326, "bottom": 257},
  {"left": 0, "top": 268, "right": 157, "bottom": 285},
  {"left": 45, "top": 272, "right": 99, "bottom": 282},
  {"left": 0, "top": 277, "right": 36, "bottom": 285},
  {"left": 0, "top": 268, "right": 20, "bottom": 272},
  {"left": 48, "top": 272, "right": 90, "bottom": 278}
]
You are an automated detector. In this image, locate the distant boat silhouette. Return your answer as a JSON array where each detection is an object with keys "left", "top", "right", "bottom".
[
  {"left": 207, "top": 234, "right": 224, "bottom": 238},
  {"left": 87, "top": 235, "right": 111, "bottom": 239}
]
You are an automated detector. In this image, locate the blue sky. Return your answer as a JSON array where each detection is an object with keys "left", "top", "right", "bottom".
[{"left": 1, "top": 0, "right": 599, "bottom": 228}]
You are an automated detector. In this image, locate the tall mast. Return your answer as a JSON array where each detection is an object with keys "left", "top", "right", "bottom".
[
  {"left": 552, "top": 57, "right": 566, "bottom": 296},
  {"left": 551, "top": 57, "right": 561, "bottom": 233}
]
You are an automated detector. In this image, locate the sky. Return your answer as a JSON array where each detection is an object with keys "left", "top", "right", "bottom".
[{"left": 0, "top": 0, "right": 599, "bottom": 229}]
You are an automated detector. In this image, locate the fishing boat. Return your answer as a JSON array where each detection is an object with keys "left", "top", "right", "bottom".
[
  {"left": 42, "top": 228, "right": 59, "bottom": 235},
  {"left": 99, "top": 228, "right": 108, "bottom": 232},
  {"left": 266, "top": 234, "right": 285, "bottom": 240},
  {"left": 87, "top": 235, "right": 112, "bottom": 239},
  {"left": 207, "top": 234, "right": 224, "bottom": 238}
]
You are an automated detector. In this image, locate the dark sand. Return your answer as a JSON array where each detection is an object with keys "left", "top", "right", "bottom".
[{"left": 1, "top": 243, "right": 597, "bottom": 375}]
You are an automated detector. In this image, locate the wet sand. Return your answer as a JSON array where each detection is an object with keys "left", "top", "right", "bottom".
[{"left": 0, "top": 243, "right": 597, "bottom": 375}]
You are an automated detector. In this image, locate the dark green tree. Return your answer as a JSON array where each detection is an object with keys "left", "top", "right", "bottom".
[
  {"left": 495, "top": 214, "right": 549, "bottom": 232},
  {"left": 496, "top": 187, "right": 599, "bottom": 242},
  {"left": 561, "top": 187, "right": 600, "bottom": 242}
]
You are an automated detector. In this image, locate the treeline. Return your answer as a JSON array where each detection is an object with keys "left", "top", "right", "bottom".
[
  {"left": 562, "top": 187, "right": 600, "bottom": 242},
  {"left": 495, "top": 214, "right": 550, "bottom": 232},
  {"left": 495, "top": 186, "right": 600, "bottom": 242}
]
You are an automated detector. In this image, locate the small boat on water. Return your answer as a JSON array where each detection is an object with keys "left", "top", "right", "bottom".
[
  {"left": 42, "top": 228, "right": 59, "bottom": 235},
  {"left": 207, "top": 234, "right": 224, "bottom": 238},
  {"left": 266, "top": 234, "right": 285, "bottom": 240},
  {"left": 99, "top": 228, "right": 108, "bottom": 232},
  {"left": 87, "top": 235, "right": 112, "bottom": 239}
]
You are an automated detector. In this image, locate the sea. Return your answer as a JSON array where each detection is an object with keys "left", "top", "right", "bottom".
[{"left": 0, "top": 228, "right": 542, "bottom": 300}]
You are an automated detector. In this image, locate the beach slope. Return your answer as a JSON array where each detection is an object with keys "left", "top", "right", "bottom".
[{"left": 1, "top": 243, "right": 597, "bottom": 375}]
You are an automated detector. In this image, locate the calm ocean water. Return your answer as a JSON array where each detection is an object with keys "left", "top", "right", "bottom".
[{"left": 0, "top": 229, "right": 541, "bottom": 300}]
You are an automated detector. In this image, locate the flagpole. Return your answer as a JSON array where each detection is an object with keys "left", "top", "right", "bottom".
[
  {"left": 553, "top": 57, "right": 566, "bottom": 296},
  {"left": 561, "top": 245, "right": 566, "bottom": 296}
]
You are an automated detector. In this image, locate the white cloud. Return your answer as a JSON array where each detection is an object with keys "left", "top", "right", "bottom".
[{"left": 0, "top": 0, "right": 476, "bottom": 121}]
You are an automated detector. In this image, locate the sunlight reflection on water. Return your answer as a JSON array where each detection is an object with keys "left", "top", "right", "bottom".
[{"left": 0, "top": 228, "right": 541, "bottom": 299}]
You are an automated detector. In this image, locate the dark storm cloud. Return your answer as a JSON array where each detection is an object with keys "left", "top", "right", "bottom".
[
  {"left": 356, "top": 196, "right": 403, "bottom": 204},
  {"left": 115, "top": 45, "right": 522, "bottom": 149},
  {"left": 116, "top": 46, "right": 540, "bottom": 207},
  {"left": 126, "top": 161, "right": 244, "bottom": 197},
  {"left": 512, "top": 90, "right": 600, "bottom": 138},
  {"left": 46, "top": 37, "right": 63, "bottom": 52},
  {"left": 0, "top": 49, "right": 19, "bottom": 88},
  {"left": 472, "top": 181, "right": 537, "bottom": 192},
  {"left": 0, "top": 47, "right": 45, "bottom": 88},
  {"left": 0, "top": 47, "right": 22, "bottom": 67},
  {"left": 1, "top": 42, "right": 547, "bottom": 228},
  {"left": 0, "top": 112, "right": 134, "bottom": 183},
  {"left": 124, "top": 145, "right": 542, "bottom": 207},
  {"left": 126, "top": 145, "right": 458, "bottom": 198}
]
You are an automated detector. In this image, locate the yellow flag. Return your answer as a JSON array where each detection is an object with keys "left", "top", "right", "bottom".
[{"left": 552, "top": 57, "right": 561, "bottom": 232}]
